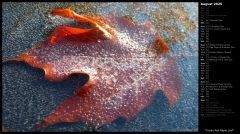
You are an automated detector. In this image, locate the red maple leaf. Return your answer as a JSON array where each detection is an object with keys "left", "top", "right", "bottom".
[{"left": 4, "top": 9, "right": 182, "bottom": 131}]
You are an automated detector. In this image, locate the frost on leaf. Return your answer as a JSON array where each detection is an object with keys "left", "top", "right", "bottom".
[{"left": 5, "top": 9, "right": 182, "bottom": 130}]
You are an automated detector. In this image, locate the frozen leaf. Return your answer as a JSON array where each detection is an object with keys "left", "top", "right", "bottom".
[{"left": 4, "top": 9, "right": 182, "bottom": 131}]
